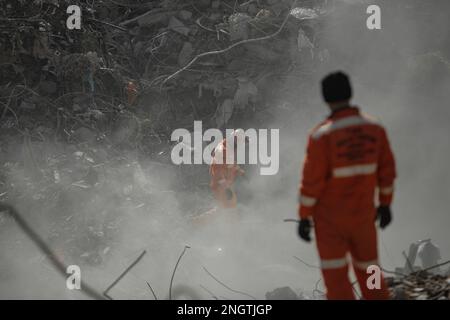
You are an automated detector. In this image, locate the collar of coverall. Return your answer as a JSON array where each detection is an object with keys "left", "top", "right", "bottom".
[{"left": 329, "top": 105, "right": 360, "bottom": 120}]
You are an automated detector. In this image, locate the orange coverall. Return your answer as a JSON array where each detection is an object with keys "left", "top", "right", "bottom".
[
  {"left": 298, "top": 106, "right": 396, "bottom": 299},
  {"left": 210, "top": 139, "right": 244, "bottom": 208}
]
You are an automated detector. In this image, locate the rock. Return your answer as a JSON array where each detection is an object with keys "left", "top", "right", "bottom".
[
  {"left": 168, "top": 16, "right": 190, "bottom": 36},
  {"left": 229, "top": 13, "right": 251, "bottom": 41},
  {"left": 417, "top": 240, "right": 441, "bottom": 270},
  {"left": 265, "top": 287, "right": 298, "bottom": 300}
]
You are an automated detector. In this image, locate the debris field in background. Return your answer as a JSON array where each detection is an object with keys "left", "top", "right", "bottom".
[{"left": 0, "top": 0, "right": 325, "bottom": 275}]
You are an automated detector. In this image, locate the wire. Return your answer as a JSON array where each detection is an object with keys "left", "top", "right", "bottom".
[{"left": 0, "top": 203, "right": 104, "bottom": 300}]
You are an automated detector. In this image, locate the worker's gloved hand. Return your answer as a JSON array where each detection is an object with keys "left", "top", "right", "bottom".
[
  {"left": 376, "top": 205, "right": 392, "bottom": 229},
  {"left": 298, "top": 219, "right": 312, "bottom": 242},
  {"left": 225, "top": 188, "right": 234, "bottom": 200}
]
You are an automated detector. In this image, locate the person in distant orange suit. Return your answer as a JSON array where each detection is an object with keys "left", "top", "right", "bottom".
[
  {"left": 297, "top": 71, "right": 396, "bottom": 300},
  {"left": 210, "top": 129, "right": 248, "bottom": 209}
]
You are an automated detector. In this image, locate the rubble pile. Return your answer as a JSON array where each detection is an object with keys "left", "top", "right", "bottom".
[
  {"left": 0, "top": 0, "right": 326, "bottom": 201},
  {"left": 0, "top": 0, "right": 325, "bottom": 146},
  {"left": 387, "top": 271, "right": 450, "bottom": 300},
  {"left": 385, "top": 240, "right": 450, "bottom": 300},
  {"left": 0, "top": 0, "right": 326, "bottom": 265}
]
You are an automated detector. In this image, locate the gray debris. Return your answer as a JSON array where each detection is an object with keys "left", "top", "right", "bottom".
[{"left": 265, "top": 286, "right": 298, "bottom": 300}]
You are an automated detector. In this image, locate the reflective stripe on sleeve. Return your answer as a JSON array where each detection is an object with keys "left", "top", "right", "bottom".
[
  {"left": 352, "top": 259, "right": 379, "bottom": 270},
  {"left": 379, "top": 186, "right": 394, "bottom": 195},
  {"left": 333, "top": 163, "right": 377, "bottom": 178},
  {"left": 320, "top": 257, "right": 348, "bottom": 270},
  {"left": 298, "top": 194, "right": 317, "bottom": 207},
  {"left": 312, "top": 115, "right": 379, "bottom": 140}
]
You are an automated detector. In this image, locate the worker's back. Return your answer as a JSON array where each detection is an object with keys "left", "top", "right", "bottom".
[{"left": 302, "top": 106, "right": 396, "bottom": 228}]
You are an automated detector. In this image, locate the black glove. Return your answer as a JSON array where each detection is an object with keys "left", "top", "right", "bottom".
[
  {"left": 298, "top": 219, "right": 312, "bottom": 242},
  {"left": 376, "top": 205, "right": 392, "bottom": 229}
]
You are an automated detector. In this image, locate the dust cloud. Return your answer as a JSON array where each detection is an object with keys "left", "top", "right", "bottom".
[{"left": 1, "top": 0, "right": 449, "bottom": 299}]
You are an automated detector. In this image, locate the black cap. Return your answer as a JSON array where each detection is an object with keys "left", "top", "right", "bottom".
[{"left": 321, "top": 71, "right": 352, "bottom": 103}]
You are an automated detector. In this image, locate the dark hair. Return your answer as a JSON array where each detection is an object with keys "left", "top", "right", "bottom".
[{"left": 321, "top": 71, "right": 352, "bottom": 103}]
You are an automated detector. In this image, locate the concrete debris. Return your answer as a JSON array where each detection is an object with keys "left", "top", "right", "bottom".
[
  {"left": 0, "top": 0, "right": 327, "bottom": 272},
  {"left": 387, "top": 240, "right": 450, "bottom": 300},
  {"left": 168, "top": 16, "right": 191, "bottom": 36},
  {"left": 290, "top": 7, "right": 319, "bottom": 20},
  {"left": 228, "top": 13, "right": 252, "bottom": 41},
  {"left": 387, "top": 272, "right": 450, "bottom": 300},
  {"left": 265, "top": 286, "right": 299, "bottom": 300},
  {"left": 396, "top": 239, "right": 443, "bottom": 275},
  {"left": 418, "top": 240, "right": 441, "bottom": 270},
  {"left": 0, "top": 0, "right": 326, "bottom": 153}
]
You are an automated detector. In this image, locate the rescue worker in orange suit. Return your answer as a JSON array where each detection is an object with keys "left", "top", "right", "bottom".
[
  {"left": 297, "top": 71, "right": 396, "bottom": 300},
  {"left": 210, "top": 129, "right": 248, "bottom": 208}
]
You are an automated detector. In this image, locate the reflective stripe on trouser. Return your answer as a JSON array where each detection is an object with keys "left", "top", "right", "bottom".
[
  {"left": 322, "top": 267, "right": 355, "bottom": 300},
  {"left": 315, "top": 219, "right": 390, "bottom": 300},
  {"left": 320, "top": 257, "right": 348, "bottom": 270},
  {"left": 320, "top": 257, "right": 354, "bottom": 299},
  {"left": 352, "top": 259, "right": 379, "bottom": 270}
]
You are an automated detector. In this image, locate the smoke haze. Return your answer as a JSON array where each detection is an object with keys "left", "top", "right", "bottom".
[{"left": 1, "top": 0, "right": 449, "bottom": 299}]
